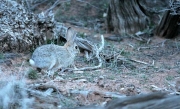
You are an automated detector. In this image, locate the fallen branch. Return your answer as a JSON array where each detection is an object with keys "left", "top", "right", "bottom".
[
  {"left": 45, "top": 0, "right": 70, "bottom": 14},
  {"left": 76, "top": 0, "right": 102, "bottom": 11},
  {"left": 129, "top": 58, "right": 151, "bottom": 65},
  {"left": 75, "top": 35, "right": 104, "bottom": 71},
  {"left": 137, "top": 46, "right": 159, "bottom": 51},
  {"left": 130, "top": 34, "right": 144, "bottom": 42},
  {"left": 30, "top": 0, "right": 49, "bottom": 11},
  {"left": 27, "top": 82, "right": 78, "bottom": 107},
  {"left": 70, "top": 89, "right": 126, "bottom": 99}
]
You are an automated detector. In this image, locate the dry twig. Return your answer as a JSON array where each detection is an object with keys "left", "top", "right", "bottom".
[
  {"left": 75, "top": 35, "right": 104, "bottom": 71},
  {"left": 45, "top": 0, "right": 70, "bottom": 14}
]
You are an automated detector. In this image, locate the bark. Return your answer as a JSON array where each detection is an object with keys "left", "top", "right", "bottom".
[
  {"left": 105, "top": 92, "right": 180, "bottom": 109},
  {"left": 0, "top": 0, "right": 67, "bottom": 52},
  {"left": 70, "top": 92, "right": 180, "bottom": 109},
  {"left": 0, "top": 0, "right": 99, "bottom": 53},
  {"left": 155, "top": 1, "right": 180, "bottom": 38},
  {"left": 106, "top": 0, "right": 149, "bottom": 35}
]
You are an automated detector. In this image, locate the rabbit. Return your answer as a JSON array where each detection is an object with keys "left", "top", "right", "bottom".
[{"left": 29, "top": 27, "right": 80, "bottom": 76}]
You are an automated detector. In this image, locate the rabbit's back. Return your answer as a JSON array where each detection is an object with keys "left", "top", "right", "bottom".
[
  {"left": 31, "top": 44, "right": 63, "bottom": 70},
  {"left": 30, "top": 44, "right": 76, "bottom": 70}
]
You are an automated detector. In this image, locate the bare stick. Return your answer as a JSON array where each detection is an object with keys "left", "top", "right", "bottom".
[
  {"left": 70, "top": 89, "right": 126, "bottom": 98},
  {"left": 129, "top": 58, "right": 149, "bottom": 65},
  {"left": 45, "top": 0, "right": 70, "bottom": 14},
  {"left": 24, "top": 0, "right": 30, "bottom": 11},
  {"left": 75, "top": 35, "right": 104, "bottom": 71},
  {"left": 137, "top": 46, "right": 159, "bottom": 51},
  {"left": 30, "top": 0, "right": 49, "bottom": 10},
  {"left": 130, "top": 34, "right": 144, "bottom": 42},
  {"left": 76, "top": 0, "right": 102, "bottom": 10}
]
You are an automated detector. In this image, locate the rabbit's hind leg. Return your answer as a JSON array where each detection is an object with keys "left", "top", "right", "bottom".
[
  {"left": 39, "top": 70, "right": 53, "bottom": 79},
  {"left": 45, "top": 58, "right": 57, "bottom": 77},
  {"left": 48, "top": 58, "right": 57, "bottom": 70},
  {"left": 47, "top": 66, "right": 61, "bottom": 78}
]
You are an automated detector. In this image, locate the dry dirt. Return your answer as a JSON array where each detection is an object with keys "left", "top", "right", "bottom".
[
  {"left": 0, "top": 26, "right": 180, "bottom": 107},
  {"left": 0, "top": 0, "right": 180, "bottom": 108}
]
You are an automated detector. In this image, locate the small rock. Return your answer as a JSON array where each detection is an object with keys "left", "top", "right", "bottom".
[
  {"left": 150, "top": 85, "right": 163, "bottom": 92},
  {"left": 74, "top": 71, "right": 84, "bottom": 74},
  {"left": 75, "top": 79, "right": 87, "bottom": 83}
]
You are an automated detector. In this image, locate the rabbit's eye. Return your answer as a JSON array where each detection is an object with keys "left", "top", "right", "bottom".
[{"left": 75, "top": 45, "right": 78, "bottom": 49}]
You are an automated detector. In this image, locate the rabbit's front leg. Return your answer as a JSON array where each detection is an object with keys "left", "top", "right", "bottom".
[
  {"left": 47, "top": 70, "right": 54, "bottom": 77},
  {"left": 73, "top": 65, "right": 78, "bottom": 70}
]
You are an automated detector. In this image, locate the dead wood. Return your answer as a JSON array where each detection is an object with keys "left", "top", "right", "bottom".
[
  {"left": 0, "top": 53, "right": 20, "bottom": 66},
  {"left": 27, "top": 83, "right": 78, "bottom": 108},
  {"left": 105, "top": 92, "right": 180, "bottom": 109},
  {"left": 106, "top": 0, "right": 149, "bottom": 35},
  {"left": 69, "top": 105, "right": 103, "bottom": 109},
  {"left": 155, "top": 0, "right": 180, "bottom": 38},
  {"left": 0, "top": 0, "right": 63, "bottom": 52},
  {"left": 104, "top": 35, "right": 123, "bottom": 41},
  {"left": 0, "top": 0, "right": 105, "bottom": 72},
  {"left": 44, "top": 0, "right": 71, "bottom": 14},
  {"left": 24, "top": 0, "right": 53, "bottom": 11},
  {"left": 155, "top": 10, "right": 180, "bottom": 38},
  {"left": 70, "top": 92, "right": 180, "bottom": 109},
  {"left": 70, "top": 89, "right": 126, "bottom": 99},
  {"left": 74, "top": 35, "right": 104, "bottom": 71},
  {"left": 0, "top": 0, "right": 97, "bottom": 54}
]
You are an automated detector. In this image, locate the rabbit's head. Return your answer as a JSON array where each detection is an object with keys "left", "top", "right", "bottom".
[{"left": 64, "top": 27, "right": 80, "bottom": 55}]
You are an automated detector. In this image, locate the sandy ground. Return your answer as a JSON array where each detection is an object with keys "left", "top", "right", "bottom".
[{"left": 1, "top": 27, "right": 180, "bottom": 107}]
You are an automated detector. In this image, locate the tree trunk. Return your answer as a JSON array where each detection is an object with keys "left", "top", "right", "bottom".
[
  {"left": 106, "top": 0, "right": 149, "bottom": 35},
  {"left": 155, "top": 1, "right": 180, "bottom": 38}
]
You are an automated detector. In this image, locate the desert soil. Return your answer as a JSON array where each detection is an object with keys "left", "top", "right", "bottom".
[
  {"left": 0, "top": 0, "right": 180, "bottom": 108},
  {"left": 1, "top": 25, "right": 180, "bottom": 107}
]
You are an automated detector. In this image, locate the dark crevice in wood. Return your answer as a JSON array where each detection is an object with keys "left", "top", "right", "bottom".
[{"left": 155, "top": 10, "right": 180, "bottom": 38}]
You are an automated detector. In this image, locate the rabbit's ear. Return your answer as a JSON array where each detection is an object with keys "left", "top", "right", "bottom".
[{"left": 66, "top": 27, "right": 76, "bottom": 44}]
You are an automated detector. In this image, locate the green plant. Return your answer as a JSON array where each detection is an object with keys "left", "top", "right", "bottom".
[
  {"left": 120, "top": 50, "right": 131, "bottom": 57},
  {"left": 46, "top": 39, "right": 52, "bottom": 44},
  {"left": 27, "top": 69, "right": 38, "bottom": 79},
  {"left": 177, "top": 71, "right": 180, "bottom": 74},
  {"left": 64, "top": 2, "right": 71, "bottom": 11},
  {"left": 141, "top": 75, "right": 148, "bottom": 83},
  {"left": 166, "top": 76, "right": 174, "bottom": 81},
  {"left": 78, "top": 32, "right": 86, "bottom": 38},
  {"left": 46, "top": 38, "right": 65, "bottom": 46},
  {"left": 107, "top": 75, "right": 115, "bottom": 80},
  {"left": 0, "top": 53, "right": 4, "bottom": 59},
  {"left": 53, "top": 71, "right": 59, "bottom": 77}
]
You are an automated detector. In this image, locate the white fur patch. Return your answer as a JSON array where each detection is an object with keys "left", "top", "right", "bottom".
[{"left": 29, "top": 59, "right": 35, "bottom": 66}]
